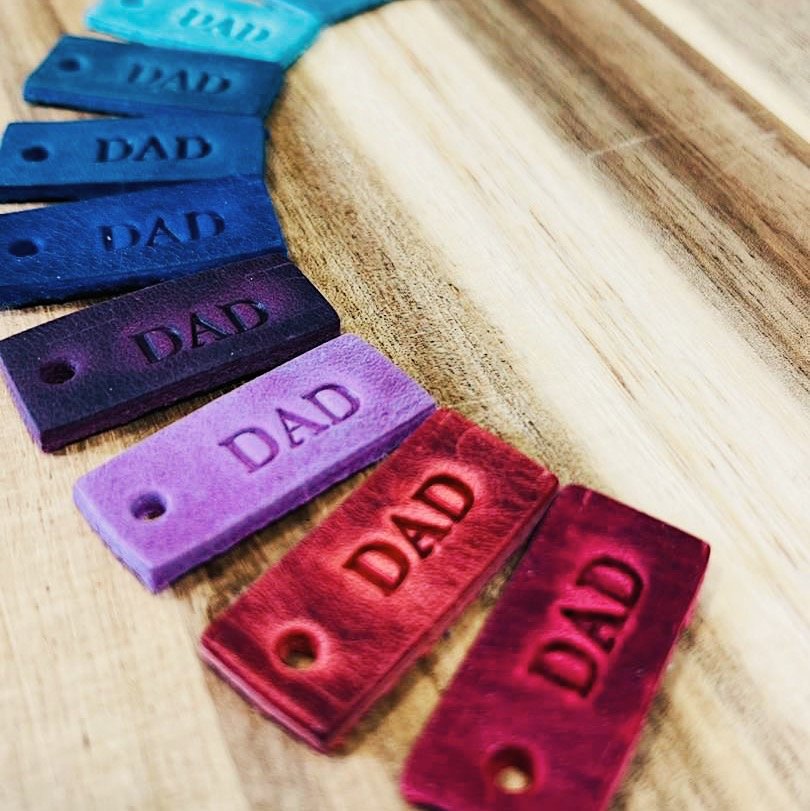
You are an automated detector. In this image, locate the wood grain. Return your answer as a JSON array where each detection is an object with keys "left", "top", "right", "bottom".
[
  {"left": 637, "top": 0, "right": 810, "bottom": 142},
  {"left": 1, "top": 0, "right": 808, "bottom": 809}
]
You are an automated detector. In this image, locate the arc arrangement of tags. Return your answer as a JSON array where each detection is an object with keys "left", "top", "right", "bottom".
[{"left": 0, "top": 2, "right": 713, "bottom": 810}]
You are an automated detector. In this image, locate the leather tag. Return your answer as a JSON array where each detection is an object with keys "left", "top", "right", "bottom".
[
  {"left": 74, "top": 335, "right": 435, "bottom": 591},
  {"left": 200, "top": 409, "right": 558, "bottom": 751},
  {"left": 25, "top": 35, "right": 284, "bottom": 119},
  {"left": 402, "top": 485, "right": 710, "bottom": 811},
  {"left": 0, "top": 115, "right": 265, "bottom": 202},
  {"left": 87, "top": 0, "right": 321, "bottom": 68},
  {"left": 0, "top": 176, "right": 285, "bottom": 308},
  {"left": 0, "top": 253, "right": 337, "bottom": 451}
]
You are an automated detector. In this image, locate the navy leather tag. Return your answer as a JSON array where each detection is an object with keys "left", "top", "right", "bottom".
[
  {"left": 0, "top": 115, "right": 265, "bottom": 202},
  {"left": 0, "top": 253, "right": 339, "bottom": 451},
  {"left": 0, "top": 177, "right": 286, "bottom": 308},
  {"left": 24, "top": 36, "right": 284, "bottom": 119}
]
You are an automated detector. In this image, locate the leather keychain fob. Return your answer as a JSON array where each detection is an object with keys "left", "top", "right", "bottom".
[
  {"left": 0, "top": 115, "right": 266, "bottom": 202},
  {"left": 25, "top": 36, "right": 284, "bottom": 119},
  {"left": 402, "top": 485, "right": 710, "bottom": 811},
  {"left": 0, "top": 176, "right": 285, "bottom": 308},
  {"left": 201, "top": 409, "right": 558, "bottom": 751},
  {"left": 74, "top": 335, "right": 436, "bottom": 590}
]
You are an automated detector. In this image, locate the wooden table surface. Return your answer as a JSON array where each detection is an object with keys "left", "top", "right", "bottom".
[{"left": 1, "top": 1, "right": 808, "bottom": 809}]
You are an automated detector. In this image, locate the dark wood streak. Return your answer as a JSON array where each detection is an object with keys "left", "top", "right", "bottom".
[
  {"left": 441, "top": 0, "right": 810, "bottom": 395},
  {"left": 269, "top": 69, "right": 596, "bottom": 488},
  {"left": 614, "top": 0, "right": 810, "bottom": 161}
]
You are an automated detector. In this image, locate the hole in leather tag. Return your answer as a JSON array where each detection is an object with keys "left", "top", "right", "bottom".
[
  {"left": 9, "top": 239, "right": 39, "bottom": 257},
  {"left": 21, "top": 145, "right": 49, "bottom": 162},
  {"left": 276, "top": 628, "right": 319, "bottom": 671},
  {"left": 487, "top": 746, "right": 537, "bottom": 795},
  {"left": 39, "top": 359, "right": 76, "bottom": 385},
  {"left": 131, "top": 492, "right": 166, "bottom": 521},
  {"left": 58, "top": 57, "right": 82, "bottom": 72}
]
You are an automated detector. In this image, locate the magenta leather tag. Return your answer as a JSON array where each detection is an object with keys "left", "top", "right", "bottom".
[
  {"left": 74, "top": 334, "right": 435, "bottom": 591},
  {"left": 401, "top": 485, "right": 711, "bottom": 811},
  {"left": 200, "top": 409, "right": 559, "bottom": 751}
]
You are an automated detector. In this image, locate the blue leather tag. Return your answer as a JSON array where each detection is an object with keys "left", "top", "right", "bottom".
[
  {"left": 0, "top": 114, "right": 266, "bottom": 202},
  {"left": 0, "top": 177, "right": 287, "bottom": 308},
  {"left": 279, "top": 0, "right": 395, "bottom": 23},
  {"left": 24, "top": 36, "right": 284, "bottom": 119},
  {"left": 87, "top": 0, "right": 321, "bottom": 68}
]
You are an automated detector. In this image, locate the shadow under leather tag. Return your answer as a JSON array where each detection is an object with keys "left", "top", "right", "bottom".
[
  {"left": 25, "top": 35, "right": 284, "bottom": 119},
  {"left": 278, "top": 0, "right": 396, "bottom": 24},
  {"left": 74, "top": 335, "right": 435, "bottom": 591},
  {"left": 0, "top": 115, "right": 265, "bottom": 202},
  {"left": 0, "top": 176, "right": 285, "bottom": 308},
  {"left": 200, "top": 409, "right": 559, "bottom": 752},
  {"left": 402, "top": 485, "right": 710, "bottom": 811},
  {"left": 87, "top": 0, "right": 321, "bottom": 68},
  {"left": 0, "top": 253, "right": 337, "bottom": 452}
]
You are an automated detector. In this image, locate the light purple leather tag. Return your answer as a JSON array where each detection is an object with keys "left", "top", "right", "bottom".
[{"left": 74, "top": 334, "right": 435, "bottom": 591}]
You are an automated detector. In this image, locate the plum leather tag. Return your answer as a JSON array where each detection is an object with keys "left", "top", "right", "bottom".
[
  {"left": 200, "top": 409, "right": 559, "bottom": 751},
  {"left": 277, "top": 0, "right": 395, "bottom": 23},
  {"left": 74, "top": 335, "right": 435, "bottom": 591},
  {"left": 0, "top": 176, "right": 285, "bottom": 308},
  {"left": 401, "top": 485, "right": 711, "bottom": 811},
  {"left": 87, "top": 0, "right": 321, "bottom": 68},
  {"left": 0, "top": 115, "right": 265, "bottom": 202},
  {"left": 25, "top": 36, "right": 284, "bottom": 119},
  {"left": 0, "top": 253, "right": 337, "bottom": 451}
]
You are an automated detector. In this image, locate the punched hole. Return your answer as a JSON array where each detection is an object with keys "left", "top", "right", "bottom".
[
  {"left": 487, "top": 746, "right": 535, "bottom": 795},
  {"left": 276, "top": 629, "right": 318, "bottom": 670},
  {"left": 9, "top": 239, "right": 38, "bottom": 257},
  {"left": 131, "top": 493, "right": 166, "bottom": 521},
  {"left": 39, "top": 360, "right": 76, "bottom": 385},
  {"left": 57, "top": 57, "right": 81, "bottom": 72},
  {"left": 21, "top": 145, "right": 49, "bottom": 162}
]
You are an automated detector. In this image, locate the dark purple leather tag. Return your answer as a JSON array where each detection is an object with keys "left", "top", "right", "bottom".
[{"left": 0, "top": 253, "right": 339, "bottom": 451}]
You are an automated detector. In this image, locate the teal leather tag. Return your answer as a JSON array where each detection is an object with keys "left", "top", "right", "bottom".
[
  {"left": 279, "top": 0, "right": 396, "bottom": 24},
  {"left": 87, "top": 0, "right": 321, "bottom": 68}
]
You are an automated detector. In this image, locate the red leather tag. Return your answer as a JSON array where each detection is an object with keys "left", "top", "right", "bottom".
[
  {"left": 401, "top": 485, "right": 710, "bottom": 811},
  {"left": 200, "top": 409, "right": 558, "bottom": 751}
]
